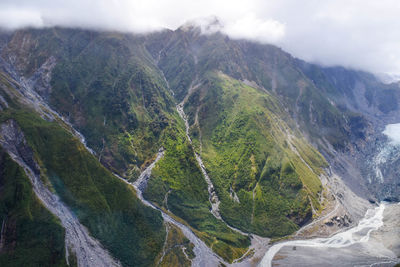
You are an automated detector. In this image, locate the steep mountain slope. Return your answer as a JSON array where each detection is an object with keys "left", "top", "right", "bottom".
[
  {"left": 0, "top": 23, "right": 398, "bottom": 267},
  {"left": 0, "top": 69, "right": 165, "bottom": 266},
  {"left": 296, "top": 63, "right": 400, "bottom": 200},
  {"left": 182, "top": 72, "right": 327, "bottom": 236},
  {"left": 2, "top": 28, "right": 175, "bottom": 178},
  {"left": 0, "top": 28, "right": 251, "bottom": 265},
  {"left": 0, "top": 148, "right": 68, "bottom": 267},
  {"left": 145, "top": 26, "right": 350, "bottom": 150},
  {"left": 145, "top": 24, "right": 400, "bottom": 202}
]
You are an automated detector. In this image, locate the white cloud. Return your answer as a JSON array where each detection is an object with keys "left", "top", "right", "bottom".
[
  {"left": 223, "top": 14, "right": 285, "bottom": 43},
  {"left": 383, "top": 123, "right": 400, "bottom": 145},
  {"left": 0, "top": 8, "right": 43, "bottom": 29},
  {"left": 1, "top": 0, "right": 400, "bottom": 77}
]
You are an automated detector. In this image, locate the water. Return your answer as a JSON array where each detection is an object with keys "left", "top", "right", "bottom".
[{"left": 259, "top": 203, "right": 386, "bottom": 267}]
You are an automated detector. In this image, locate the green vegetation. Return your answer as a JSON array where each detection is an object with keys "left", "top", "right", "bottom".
[
  {"left": 0, "top": 148, "right": 68, "bottom": 267},
  {"left": 4, "top": 26, "right": 379, "bottom": 266},
  {"left": 156, "top": 30, "right": 197, "bottom": 102},
  {"left": 185, "top": 72, "right": 326, "bottom": 237},
  {"left": 157, "top": 223, "right": 194, "bottom": 267},
  {"left": 49, "top": 32, "right": 175, "bottom": 178},
  {"left": 4, "top": 28, "right": 176, "bottom": 178},
  {"left": 145, "top": 117, "right": 250, "bottom": 263},
  {"left": 0, "top": 109, "right": 165, "bottom": 267}
]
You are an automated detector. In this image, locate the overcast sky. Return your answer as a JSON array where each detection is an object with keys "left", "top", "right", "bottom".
[{"left": 1, "top": 0, "right": 400, "bottom": 78}]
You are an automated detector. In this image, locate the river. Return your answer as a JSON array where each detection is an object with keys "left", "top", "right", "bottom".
[
  {"left": 258, "top": 203, "right": 391, "bottom": 266},
  {"left": 258, "top": 122, "right": 400, "bottom": 267}
]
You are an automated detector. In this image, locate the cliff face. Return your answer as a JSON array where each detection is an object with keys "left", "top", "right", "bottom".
[
  {"left": 295, "top": 64, "right": 400, "bottom": 202},
  {"left": 0, "top": 119, "right": 39, "bottom": 174}
]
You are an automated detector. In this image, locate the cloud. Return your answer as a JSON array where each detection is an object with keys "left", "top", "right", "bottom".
[
  {"left": 0, "top": 8, "right": 43, "bottom": 29},
  {"left": 223, "top": 14, "right": 285, "bottom": 43},
  {"left": 383, "top": 123, "right": 400, "bottom": 145},
  {"left": 1, "top": 0, "right": 400, "bottom": 77}
]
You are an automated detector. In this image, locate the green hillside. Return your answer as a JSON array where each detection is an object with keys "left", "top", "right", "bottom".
[
  {"left": 0, "top": 76, "right": 166, "bottom": 266},
  {"left": 0, "top": 148, "right": 68, "bottom": 267},
  {"left": 184, "top": 72, "right": 327, "bottom": 236},
  {"left": 1, "top": 24, "right": 394, "bottom": 266}
]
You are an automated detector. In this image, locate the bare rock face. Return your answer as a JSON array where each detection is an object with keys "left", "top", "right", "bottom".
[
  {"left": 0, "top": 119, "right": 39, "bottom": 174},
  {"left": 23, "top": 56, "right": 56, "bottom": 100}
]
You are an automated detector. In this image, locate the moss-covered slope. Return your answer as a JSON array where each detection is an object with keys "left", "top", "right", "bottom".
[
  {"left": 3, "top": 25, "right": 393, "bottom": 265},
  {"left": 3, "top": 28, "right": 177, "bottom": 179},
  {"left": 0, "top": 74, "right": 166, "bottom": 266},
  {"left": 0, "top": 148, "right": 68, "bottom": 267},
  {"left": 144, "top": 114, "right": 250, "bottom": 263},
  {"left": 0, "top": 109, "right": 166, "bottom": 267},
  {"left": 183, "top": 72, "right": 327, "bottom": 236}
]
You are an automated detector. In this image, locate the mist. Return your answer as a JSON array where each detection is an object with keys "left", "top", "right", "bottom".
[
  {"left": 1, "top": 0, "right": 400, "bottom": 77},
  {"left": 383, "top": 124, "right": 400, "bottom": 145}
]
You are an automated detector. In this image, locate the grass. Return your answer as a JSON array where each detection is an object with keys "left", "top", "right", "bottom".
[
  {"left": 0, "top": 27, "right": 349, "bottom": 265},
  {"left": 49, "top": 38, "right": 174, "bottom": 177},
  {"left": 0, "top": 148, "right": 68, "bottom": 267},
  {"left": 184, "top": 72, "right": 325, "bottom": 237}
]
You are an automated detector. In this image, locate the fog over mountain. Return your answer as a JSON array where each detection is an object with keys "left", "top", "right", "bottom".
[
  {"left": 1, "top": 0, "right": 400, "bottom": 78},
  {"left": 1, "top": 2, "right": 400, "bottom": 265}
]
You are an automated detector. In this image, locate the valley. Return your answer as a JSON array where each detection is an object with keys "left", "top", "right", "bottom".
[{"left": 0, "top": 25, "right": 398, "bottom": 267}]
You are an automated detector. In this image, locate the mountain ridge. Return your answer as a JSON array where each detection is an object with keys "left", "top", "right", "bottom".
[{"left": 0, "top": 25, "right": 398, "bottom": 266}]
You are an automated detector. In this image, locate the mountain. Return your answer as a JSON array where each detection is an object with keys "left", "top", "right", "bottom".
[{"left": 0, "top": 25, "right": 398, "bottom": 266}]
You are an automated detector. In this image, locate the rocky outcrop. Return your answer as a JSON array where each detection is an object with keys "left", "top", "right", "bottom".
[
  {"left": 22, "top": 56, "right": 56, "bottom": 100},
  {"left": 324, "top": 214, "right": 352, "bottom": 228},
  {"left": 0, "top": 119, "right": 39, "bottom": 175}
]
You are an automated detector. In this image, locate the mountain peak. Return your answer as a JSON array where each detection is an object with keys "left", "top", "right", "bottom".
[{"left": 178, "top": 16, "right": 223, "bottom": 34}]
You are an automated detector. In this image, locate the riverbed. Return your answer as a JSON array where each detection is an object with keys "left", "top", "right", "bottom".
[{"left": 259, "top": 202, "right": 400, "bottom": 267}]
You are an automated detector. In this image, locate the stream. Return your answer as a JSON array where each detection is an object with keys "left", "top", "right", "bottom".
[
  {"left": 176, "top": 103, "right": 222, "bottom": 219},
  {"left": 259, "top": 203, "right": 387, "bottom": 267},
  {"left": 115, "top": 149, "right": 225, "bottom": 267},
  {"left": 6, "top": 62, "right": 226, "bottom": 267},
  {"left": 176, "top": 101, "right": 273, "bottom": 267},
  {"left": 258, "top": 122, "right": 400, "bottom": 267},
  {"left": 7, "top": 56, "right": 396, "bottom": 266}
]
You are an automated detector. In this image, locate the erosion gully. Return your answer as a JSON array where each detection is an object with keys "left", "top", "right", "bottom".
[
  {"left": 6, "top": 59, "right": 393, "bottom": 266},
  {"left": 0, "top": 120, "right": 120, "bottom": 267}
]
